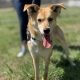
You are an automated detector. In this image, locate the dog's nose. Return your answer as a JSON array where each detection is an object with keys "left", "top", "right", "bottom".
[{"left": 44, "top": 28, "right": 50, "bottom": 34}]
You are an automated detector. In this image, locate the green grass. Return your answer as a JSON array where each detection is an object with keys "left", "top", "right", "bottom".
[{"left": 0, "top": 7, "right": 80, "bottom": 80}]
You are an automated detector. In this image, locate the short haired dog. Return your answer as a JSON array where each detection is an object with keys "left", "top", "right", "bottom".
[{"left": 23, "top": 3, "right": 75, "bottom": 80}]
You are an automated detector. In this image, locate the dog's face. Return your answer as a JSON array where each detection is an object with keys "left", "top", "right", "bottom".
[
  {"left": 24, "top": 3, "right": 65, "bottom": 36},
  {"left": 37, "top": 7, "right": 57, "bottom": 35},
  {"left": 24, "top": 4, "right": 65, "bottom": 48}
]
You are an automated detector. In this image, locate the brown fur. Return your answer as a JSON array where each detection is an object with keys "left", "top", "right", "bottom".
[{"left": 23, "top": 3, "right": 75, "bottom": 80}]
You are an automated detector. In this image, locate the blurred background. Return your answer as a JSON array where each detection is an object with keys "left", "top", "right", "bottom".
[
  {"left": 0, "top": 0, "right": 80, "bottom": 8},
  {"left": 0, "top": 0, "right": 80, "bottom": 80}
]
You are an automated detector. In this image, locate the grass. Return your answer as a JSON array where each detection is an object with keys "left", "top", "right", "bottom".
[{"left": 0, "top": 7, "right": 80, "bottom": 80}]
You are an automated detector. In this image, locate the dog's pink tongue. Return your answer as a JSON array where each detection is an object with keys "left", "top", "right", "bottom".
[{"left": 42, "top": 35, "right": 52, "bottom": 48}]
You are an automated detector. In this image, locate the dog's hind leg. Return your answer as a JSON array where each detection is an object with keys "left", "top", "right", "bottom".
[
  {"left": 54, "top": 26, "right": 75, "bottom": 66},
  {"left": 57, "top": 35, "right": 75, "bottom": 66}
]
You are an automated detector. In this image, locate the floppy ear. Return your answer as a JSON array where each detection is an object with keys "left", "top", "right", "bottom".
[
  {"left": 50, "top": 3, "right": 65, "bottom": 15},
  {"left": 23, "top": 4, "right": 39, "bottom": 15}
]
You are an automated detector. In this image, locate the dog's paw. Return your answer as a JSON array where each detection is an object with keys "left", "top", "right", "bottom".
[{"left": 42, "top": 77, "right": 44, "bottom": 80}]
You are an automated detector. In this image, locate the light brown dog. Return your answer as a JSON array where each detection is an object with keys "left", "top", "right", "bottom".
[{"left": 23, "top": 3, "right": 75, "bottom": 80}]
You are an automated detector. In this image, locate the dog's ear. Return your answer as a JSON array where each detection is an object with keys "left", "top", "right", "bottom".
[
  {"left": 50, "top": 3, "right": 65, "bottom": 15},
  {"left": 23, "top": 4, "right": 39, "bottom": 15}
]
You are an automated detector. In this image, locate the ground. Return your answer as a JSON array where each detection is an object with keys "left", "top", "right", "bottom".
[{"left": 0, "top": 7, "right": 80, "bottom": 80}]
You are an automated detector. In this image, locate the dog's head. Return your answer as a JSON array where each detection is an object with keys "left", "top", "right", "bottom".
[
  {"left": 24, "top": 3, "right": 65, "bottom": 48},
  {"left": 24, "top": 3, "right": 65, "bottom": 35}
]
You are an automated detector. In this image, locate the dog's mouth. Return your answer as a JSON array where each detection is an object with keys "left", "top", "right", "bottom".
[{"left": 42, "top": 34, "right": 52, "bottom": 48}]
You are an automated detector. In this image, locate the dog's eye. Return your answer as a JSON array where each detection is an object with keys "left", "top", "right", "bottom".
[
  {"left": 48, "top": 18, "right": 53, "bottom": 22},
  {"left": 38, "top": 19, "right": 42, "bottom": 22}
]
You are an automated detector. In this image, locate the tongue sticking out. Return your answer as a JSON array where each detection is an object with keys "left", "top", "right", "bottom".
[{"left": 42, "top": 34, "right": 52, "bottom": 48}]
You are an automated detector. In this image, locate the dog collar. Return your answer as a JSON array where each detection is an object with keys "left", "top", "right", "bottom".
[
  {"left": 27, "top": 30, "right": 38, "bottom": 41},
  {"left": 32, "top": 37, "right": 36, "bottom": 40}
]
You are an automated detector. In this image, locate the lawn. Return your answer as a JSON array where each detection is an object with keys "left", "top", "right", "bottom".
[{"left": 0, "top": 7, "right": 80, "bottom": 80}]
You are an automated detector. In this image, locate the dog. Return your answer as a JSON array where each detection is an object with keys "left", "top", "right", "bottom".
[{"left": 23, "top": 3, "right": 75, "bottom": 80}]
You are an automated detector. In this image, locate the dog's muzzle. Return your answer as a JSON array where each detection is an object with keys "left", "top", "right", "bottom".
[
  {"left": 44, "top": 28, "right": 50, "bottom": 34},
  {"left": 42, "top": 28, "right": 52, "bottom": 48}
]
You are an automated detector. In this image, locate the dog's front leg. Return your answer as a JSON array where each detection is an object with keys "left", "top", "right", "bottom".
[
  {"left": 42, "top": 60, "right": 50, "bottom": 80},
  {"left": 42, "top": 52, "right": 52, "bottom": 80},
  {"left": 54, "top": 26, "right": 75, "bottom": 66},
  {"left": 32, "top": 55, "right": 39, "bottom": 80}
]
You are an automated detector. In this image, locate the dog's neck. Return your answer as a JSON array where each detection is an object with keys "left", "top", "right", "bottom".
[{"left": 28, "top": 17, "right": 41, "bottom": 40}]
